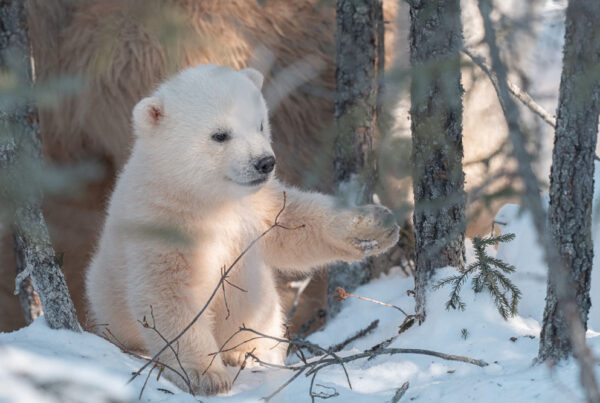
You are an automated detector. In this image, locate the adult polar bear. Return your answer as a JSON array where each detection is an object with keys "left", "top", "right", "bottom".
[{"left": 86, "top": 65, "right": 399, "bottom": 395}]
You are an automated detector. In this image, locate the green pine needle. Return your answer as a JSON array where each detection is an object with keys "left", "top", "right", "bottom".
[{"left": 434, "top": 233, "right": 521, "bottom": 320}]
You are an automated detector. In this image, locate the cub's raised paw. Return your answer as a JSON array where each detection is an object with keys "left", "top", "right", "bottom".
[{"left": 333, "top": 204, "right": 399, "bottom": 260}]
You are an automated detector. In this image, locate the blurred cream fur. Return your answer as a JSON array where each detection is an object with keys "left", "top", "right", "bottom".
[{"left": 85, "top": 65, "right": 399, "bottom": 395}]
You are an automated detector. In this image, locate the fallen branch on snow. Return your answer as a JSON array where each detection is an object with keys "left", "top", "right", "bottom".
[{"left": 209, "top": 325, "right": 489, "bottom": 402}]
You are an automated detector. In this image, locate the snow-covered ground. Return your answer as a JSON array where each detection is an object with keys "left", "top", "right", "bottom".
[{"left": 2, "top": 165, "right": 600, "bottom": 402}]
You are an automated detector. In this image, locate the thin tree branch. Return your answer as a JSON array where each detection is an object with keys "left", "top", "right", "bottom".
[
  {"left": 462, "top": 47, "right": 556, "bottom": 128},
  {"left": 333, "top": 287, "right": 410, "bottom": 316},
  {"left": 231, "top": 348, "right": 255, "bottom": 387},
  {"left": 138, "top": 306, "right": 192, "bottom": 394},
  {"left": 211, "top": 325, "right": 488, "bottom": 401},
  {"left": 326, "top": 319, "right": 379, "bottom": 353},
  {"left": 391, "top": 381, "right": 409, "bottom": 402},
  {"left": 100, "top": 327, "right": 189, "bottom": 386}
]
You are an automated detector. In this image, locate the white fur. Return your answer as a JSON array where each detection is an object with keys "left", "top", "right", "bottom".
[{"left": 86, "top": 65, "right": 399, "bottom": 396}]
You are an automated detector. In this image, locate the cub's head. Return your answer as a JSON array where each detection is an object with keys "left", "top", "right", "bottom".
[{"left": 132, "top": 65, "right": 274, "bottom": 199}]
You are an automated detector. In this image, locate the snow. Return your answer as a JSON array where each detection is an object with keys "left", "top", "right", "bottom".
[
  {"left": 2, "top": 258, "right": 598, "bottom": 402},
  {"left": 2, "top": 161, "right": 600, "bottom": 402}
]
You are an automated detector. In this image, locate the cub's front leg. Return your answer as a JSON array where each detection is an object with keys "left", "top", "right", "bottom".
[
  {"left": 126, "top": 248, "right": 231, "bottom": 396},
  {"left": 258, "top": 181, "right": 399, "bottom": 271}
]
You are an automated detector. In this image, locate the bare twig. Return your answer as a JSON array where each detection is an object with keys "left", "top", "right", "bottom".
[
  {"left": 220, "top": 267, "right": 231, "bottom": 320},
  {"left": 243, "top": 327, "right": 352, "bottom": 389},
  {"left": 333, "top": 287, "right": 410, "bottom": 316},
  {"left": 325, "top": 319, "right": 379, "bottom": 353},
  {"left": 391, "top": 381, "right": 409, "bottom": 403},
  {"left": 231, "top": 348, "right": 255, "bottom": 386},
  {"left": 305, "top": 347, "right": 488, "bottom": 375},
  {"left": 225, "top": 279, "right": 247, "bottom": 293},
  {"left": 100, "top": 327, "right": 188, "bottom": 387},
  {"left": 138, "top": 306, "right": 192, "bottom": 394},
  {"left": 211, "top": 325, "right": 487, "bottom": 401},
  {"left": 462, "top": 47, "right": 556, "bottom": 128},
  {"left": 260, "top": 366, "right": 307, "bottom": 402},
  {"left": 139, "top": 363, "right": 158, "bottom": 400}
]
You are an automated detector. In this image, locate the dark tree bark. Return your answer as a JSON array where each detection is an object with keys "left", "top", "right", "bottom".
[
  {"left": 476, "top": 0, "right": 599, "bottom": 400},
  {"left": 327, "top": 0, "right": 384, "bottom": 318},
  {"left": 0, "top": 0, "right": 80, "bottom": 331},
  {"left": 408, "top": 0, "right": 466, "bottom": 321},
  {"left": 538, "top": 0, "right": 600, "bottom": 365}
]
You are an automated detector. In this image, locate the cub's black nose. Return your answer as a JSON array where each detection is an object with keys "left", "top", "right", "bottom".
[{"left": 255, "top": 155, "right": 276, "bottom": 174}]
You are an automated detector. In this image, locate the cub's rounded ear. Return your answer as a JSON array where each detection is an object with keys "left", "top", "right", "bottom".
[
  {"left": 133, "top": 97, "right": 164, "bottom": 135},
  {"left": 240, "top": 68, "right": 264, "bottom": 90}
]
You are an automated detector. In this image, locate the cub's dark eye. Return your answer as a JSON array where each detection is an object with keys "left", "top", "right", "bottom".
[
  {"left": 260, "top": 121, "right": 264, "bottom": 132},
  {"left": 211, "top": 130, "right": 230, "bottom": 143}
]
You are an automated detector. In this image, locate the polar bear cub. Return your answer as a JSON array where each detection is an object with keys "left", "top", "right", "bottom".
[{"left": 85, "top": 65, "right": 399, "bottom": 395}]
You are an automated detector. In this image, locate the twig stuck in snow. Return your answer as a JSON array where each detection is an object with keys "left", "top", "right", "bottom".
[
  {"left": 139, "top": 363, "right": 159, "bottom": 400},
  {"left": 231, "top": 348, "right": 256, "bottom": 387},
  {"left": 138, "top": 306, "right": 192, "bottom": 393},
  {"left": 100, "top": 326, "right": 190, "bottom": 393},
  {"left": 391, "top": 381, "right": 409, "bottom": 403}
]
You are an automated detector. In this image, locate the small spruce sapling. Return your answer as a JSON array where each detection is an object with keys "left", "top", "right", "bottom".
[{"left": 434, "top": 233, "right": 521, "bottom": 320}]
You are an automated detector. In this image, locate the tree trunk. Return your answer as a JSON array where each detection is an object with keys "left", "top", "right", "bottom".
[
  {"left": 408, "top": 0, "right": 466, "bottom": 321},
  {"left": 327, "top": 0, "right": 384, "bottom": 318},
  {"left": 0, "top": 0, "right": 80, "bottom": 331},
  {"left": 475, "top": 0, "right": 600, "bottom": 399},
  {"left": 538, "top": 0, "right": 600, "bottom": 364}
]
